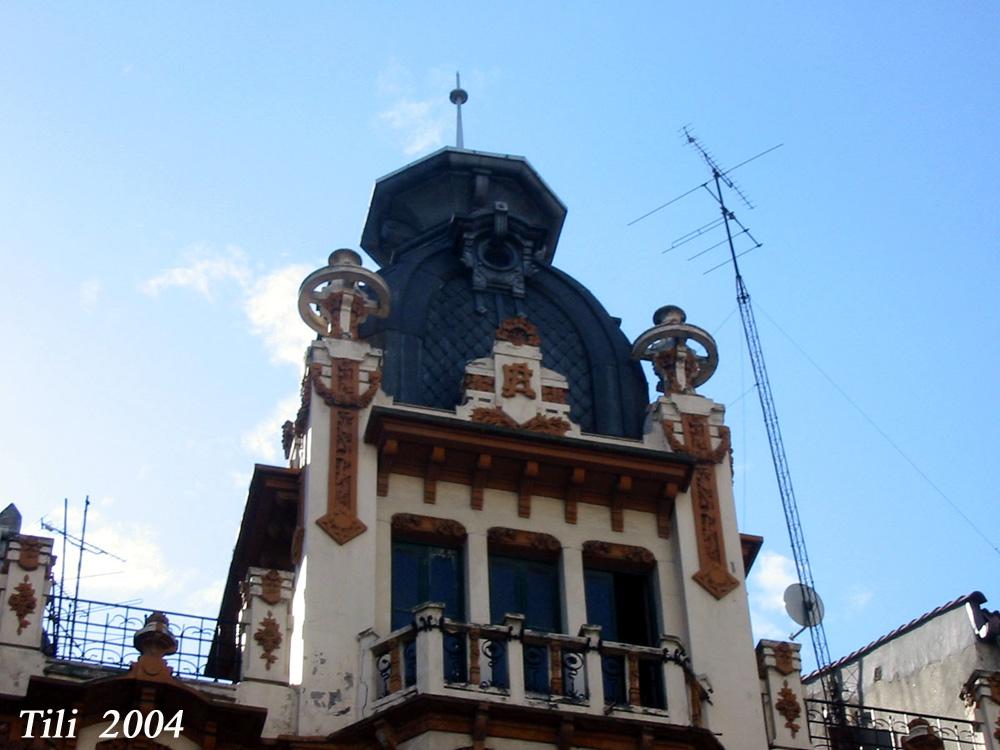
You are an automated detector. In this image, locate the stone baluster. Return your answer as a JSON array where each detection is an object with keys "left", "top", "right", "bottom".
[
  {"left": 580, "top": 623, "right": 604, "bottom": 711},
  {"left": 503, "top": 613, "right": 526, "bottom": 702},
  {"left": 661, "top": 634, "right": 691, "bottom": 725},
  {"left": 413, "top": 601, "right": 445, "bottom": 694}
]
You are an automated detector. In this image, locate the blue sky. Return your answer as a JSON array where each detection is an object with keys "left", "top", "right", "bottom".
[{"left": 1, "top": 3, "right": 998, "bottom": 672}]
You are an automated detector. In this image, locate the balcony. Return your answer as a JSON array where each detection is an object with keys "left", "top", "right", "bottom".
[
  {"left": 361, "top": 602, "right": 697, "bottom": 725},
  {"left": 806, "top": 699, "right": 985, "bottom": 750},
  {"left": 43, "top": 594, "right": 242, "bottom": 682}
]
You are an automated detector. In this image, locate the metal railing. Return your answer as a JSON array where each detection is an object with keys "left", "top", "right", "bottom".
[
  {"left": 45, "top": 594, "right": 242, "bottom": 682},
  {"left": 806, "top": 699, "right": 985, "bottom": 750}
]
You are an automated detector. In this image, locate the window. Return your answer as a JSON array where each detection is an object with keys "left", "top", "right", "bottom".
[
  {"left": 489, "top": 555, "right": 561, "bottom": 632},
  {"left": 582, "top": 542, "right": 663, "bottom": 709},
  {"left": 391, "top": 540, "right": 464, "bottom": 631}
]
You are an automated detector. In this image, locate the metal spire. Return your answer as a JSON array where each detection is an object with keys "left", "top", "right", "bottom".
[{"left": 449, "top": 71, "right": 468, "bottom": 149}]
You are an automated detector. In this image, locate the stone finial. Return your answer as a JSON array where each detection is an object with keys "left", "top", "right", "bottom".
[
  {"left": 134, "top": 612, "right": 178, "bottom": 658},
  {"left": 297, "top": 249, "right": 390, "bottom": 339},
  {"left": 631, "top": 305, "right": 719, "bottom": 395},
  {"left": 127, "top": 612, "right": 178, "bottom": 683}
]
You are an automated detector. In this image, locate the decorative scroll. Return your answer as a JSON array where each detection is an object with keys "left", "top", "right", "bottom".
[
  {"left": 8, "top": 575, "right": 36, "bottom": 635},
  {"left": 311, "top": 359, "right": 380, "bottom": 544},
  {"left": 496, "top": 316, "right": 541, "bottom": 347},
  {"left": 502, "top": 363, "right": 535, "bottom": 398},
  {"left": 776, "top": 680, "right": 801, "bottom": 737},
  {"left": 582, "top": 540, "right": 655, "bottom": 568},
  {"left": 488, "top": 527, "right": 560, "bottom": 556},
  {"left": 663, "top": 414, "right": 738, "bottom": 600},
  {"left": 774, "top": 642, "right": 796, "bottom": 675},
  {"left": 392, "top": 513, "right": 467, "bottom": 542},
  {"left": 260, "top": 569, "right": 283, "bottom": 606},
  {"left": 255, "top": 612, "right": 282, "bottom": 670},
  {"left": 471, "top": 407, "right": 570, "bottom": 436}
]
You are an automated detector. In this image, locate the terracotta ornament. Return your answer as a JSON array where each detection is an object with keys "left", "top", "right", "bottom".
[
  {"left": 255, "top": 612, "right": 282, "bottom": 670},
  {"left": 776, "top": 680, "right": 801, "bottom": 737},
  {"left": 8, "top": 575, "right": 37, "bottom": 635}
]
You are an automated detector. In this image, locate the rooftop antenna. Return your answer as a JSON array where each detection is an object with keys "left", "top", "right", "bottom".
[
  {"left": 634, "top": 127, "right": 843, "bottom": 712},
  {"left": 449, "top": 72, "right": 468, "bottom": 149},
  {"left": 40, "top": 496, "right": 126, "bottom": 657}
]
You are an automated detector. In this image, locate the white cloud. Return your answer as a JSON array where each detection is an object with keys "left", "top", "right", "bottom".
[
  {"left": 244, "top": 264, "right": 314, "bottom": 366},
  {"left": 378, "top": 98, "right": 448, "bottom": 155},
  {"left": 79, "top": 278, "right": 101, "bottom": 312},
  {"left": 747, "top": 550, "right": 798, "bottom": 641},
  {"left": 242, "top": 392, "right": 300, "bottom": 462},
  {"left": 141, "top": 245, "right": 250, "bottom": 299},
  {"left": 848, "top": 587, "right": 874, "bottom": 611}
]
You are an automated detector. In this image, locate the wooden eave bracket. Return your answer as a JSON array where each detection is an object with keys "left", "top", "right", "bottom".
[
  {"left": 470, "top": 453, "right": 492, "bottom": 510},
  {"left": 365, "top": 407, "right": 693, "bottom": 526},
  {"left": 424, "top": 446, "right": 446, "bottom": 504}
]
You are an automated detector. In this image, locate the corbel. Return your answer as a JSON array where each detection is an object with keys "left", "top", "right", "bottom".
[
  {"left": 658, "top": 481, "right": 679, "bottom": 539},
  {"left": 558, "top": 718, "right": 575, "bottom": 750},
  {"left": 519, "top": 461, "right": 539, "bottom": 518},
  {"left": 377, "top": 439, "right": 398, "bottom": 497},
  {"left": 564, "top": 467, "right": 585, "bottom": 524},
  {"left": 611, "top": 475, "right": 632, "bottom": 532},
  {"left": 203, "top": 720, "right": 218, "bottom": 750},
  {"left": 470, "top": 453, "right": 492, "bottom": 510},
  {"left": 424, "top": 446, "right": 446, "bottom": 504},
  {"left": 374, "top": 719, "right": 398, "bottom": 750},
  {"left": 472, "top": 701, "right": 490, "bottom": 750}
]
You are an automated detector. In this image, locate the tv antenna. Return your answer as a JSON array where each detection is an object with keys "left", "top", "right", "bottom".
[
  {"left": 634, "top": 128, "right": 842, "bottom": 709},
  {"left": 40, "top": 496, "right": 126, "bottom": 656}
]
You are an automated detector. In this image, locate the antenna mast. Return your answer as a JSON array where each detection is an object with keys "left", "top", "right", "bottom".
[
  {"left": 449, "top": 72, "right": 468, "bottom": 149},
  {"left": 680, "top": 128, "right": 842, "bottom": 706}
]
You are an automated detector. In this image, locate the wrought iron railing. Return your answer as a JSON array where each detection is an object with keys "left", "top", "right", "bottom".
[
  {"left": 45, "top": 594, "right": 242, "bottom": 682},
  {"left": 806, "top": 699, "right": 985, "bottom": 750}
]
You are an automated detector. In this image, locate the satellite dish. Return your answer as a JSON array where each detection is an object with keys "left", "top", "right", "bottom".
[{"left": 784, "top": 583, "right": 825, "bottom": 628}]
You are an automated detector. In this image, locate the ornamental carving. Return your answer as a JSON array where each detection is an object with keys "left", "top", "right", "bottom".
[
  {"left": 496, "top": 316, "right": 541, "bottom": 347},
  {"left": 255, "top": 612, "right": 282, "bottom": 670},
  {"left": 260, "top": 569, "right": 283, "bottom": 606},
  {"left": 488, "top": 527, "right": 561, "bottom": 555},
  {"left": 501, "top": 363, "right": 535, "bottom": 398},
  {"left": 470, "top": 406, "right": 519, "bottom": 429},
  {"left": 663, "top": 414, "right": 738, "bottom": 600},
  {"left": 521, "top": 414, "right": 571, "bottom": 436},
  {"left": 464, "top": 373, "right": 495, "bottom": 393},
  {"left": 653, "top": 346, "right": 703, "bottom": 395},
  {"left": 16, "top": 537, "right": 43, "bottom": 571},
  {"left": 311, "top": 358, "right": 380, "bottom": 545},
  {"left": 582, "top": 540, "right": 655, "bottom": 568},
  {"left": 988, "top": 672, "right": 1000, "bottom": 705},
  {"left": 773, "top": 642, "right": 796, "bottom": 675},
  {"left": 470, "top": 407, "right": 570, "bottom": 436},
  {"left": 392, "top": 513, "right": 467, "bottom": 541},
  {"left": 8, "top": 575, "right": 36, "bottom": 635},
  {"left": 541, "top": 385, "right": 567, "bottom": 404},
  {"left": 776, "top": 680, "right": 801, "bottom": 737}
]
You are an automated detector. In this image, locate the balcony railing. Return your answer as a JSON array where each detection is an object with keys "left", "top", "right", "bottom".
[
  {"left": 44, "top": 594, "right": 242, "bottom": 682},
  {"left": 362, "top": 603, "right": 695, "bottom": 723},
  {"left": 806, "top": 699, "right": 985, "bottom": 750}
]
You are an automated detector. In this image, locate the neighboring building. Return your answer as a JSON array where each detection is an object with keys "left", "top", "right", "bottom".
[
  {"left": 4, "top": 140, "right": 994, "bottom": 750},
  {"left": 800, "top": 592, "right": 1000, "bottom": 750}
]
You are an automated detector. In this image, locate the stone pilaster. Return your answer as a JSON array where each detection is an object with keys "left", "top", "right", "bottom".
[
  {"left": 757, "top": 640, "right": 811, "bottom": 749},
  {"left": 962, "top": 670, "right": 1000, "bottom": 750},
  {"left": 0, "top": 534, "right": 54, "bottom": 695},
  {"left": 240, "top": 567, "right": 295, "bottom": 683}
]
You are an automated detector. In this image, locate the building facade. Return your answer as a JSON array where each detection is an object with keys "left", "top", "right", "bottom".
[{"left": 0, "top": 145, "right": 883, "bottom": 750}]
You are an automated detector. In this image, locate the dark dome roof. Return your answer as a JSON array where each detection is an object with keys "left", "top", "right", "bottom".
[{"left": 359, "top": 149, "right": 648, "bottom": 439}]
